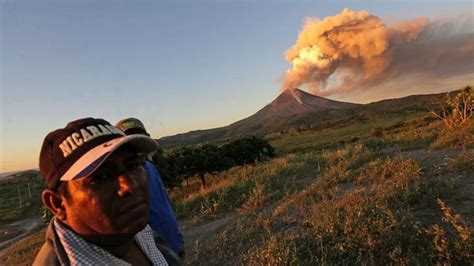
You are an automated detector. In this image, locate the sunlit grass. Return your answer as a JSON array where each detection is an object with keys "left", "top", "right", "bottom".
[
  {"left": 176, "top": 117, "right": 473, "bottom": 265},
  {"left": 4, "top": 107, "right": 473, "bottom": 265}
]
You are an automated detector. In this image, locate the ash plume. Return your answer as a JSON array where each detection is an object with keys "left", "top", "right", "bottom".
[{"left": 283, "top": 9, "right": 474, "bottom": 97}]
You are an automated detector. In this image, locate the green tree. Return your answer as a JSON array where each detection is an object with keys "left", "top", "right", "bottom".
[
  {"left": 151, "top": 147, "right": 181, "bottom": 188},
  {"left": 169, "top": 146, "right": 195, "bottom": 187},
  {"left": 221, "top": 136, "right": 275, "bottom": 166},
  {"left": 192, "top": 144, "right": 227, "bottom": 191},
  {"left": 160, "top": 136, "right": 275, "bottom": 192}
]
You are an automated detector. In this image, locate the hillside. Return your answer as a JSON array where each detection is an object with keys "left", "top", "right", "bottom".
[
  {"left": 1, "top": 88, "right": 473, "bottom": 265},
  {"left": 244, "top": 88, "right": 359, "bottom": 120},
  {"left": 158, "top": 90, "right": 447, "bottom": 149}
]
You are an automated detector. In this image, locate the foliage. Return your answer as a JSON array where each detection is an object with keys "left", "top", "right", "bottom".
[
  {"left": 430, "top": 120, "right": 474, "bottom": 149},
  {"left": 424, "top": 199, "right": 473, "bottom": 263},
  {"left": 152, "top": 136, "right": 275, "bottom": 190},
  {"left": 221, "top": 136, "right": 276, "bottom": 166},
  {"left": 151, "top": 148, "right": 182, "bottom": 188},
  {"left": 431, "top": 86, "right": 473, "bottom": 129}
]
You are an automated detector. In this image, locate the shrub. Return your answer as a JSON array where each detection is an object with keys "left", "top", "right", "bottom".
[
  {"left": 430, "top": 120, "right": 474, "bottom": 149},
  {"left": 221, "top": 136, "right": 276, "bottom": 166},
  {"left": 425, "top": 199, "right": 472, "bottom": 264},
  {"left": 431, "top": 86, "right": 473, "bottom": 129},
  {"left": 154, "top": 136, "right": 276, "bottom": 190}
]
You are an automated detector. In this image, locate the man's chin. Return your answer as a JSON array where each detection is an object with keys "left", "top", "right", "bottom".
[
  {"left": 115, "top": 213, "right": 149, "bottom": 234},
  {"left": 91, "top": 221, "right": 148, "bottom": 246}
]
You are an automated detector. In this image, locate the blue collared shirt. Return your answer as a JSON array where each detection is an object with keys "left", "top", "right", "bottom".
[{"left": 145, "top": 161, "right": 184, "bottom": 254}]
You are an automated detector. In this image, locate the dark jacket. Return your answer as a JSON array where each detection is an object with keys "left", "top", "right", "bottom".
[{"left": 33, "top": 219, "right": 182, "bottom": 266}]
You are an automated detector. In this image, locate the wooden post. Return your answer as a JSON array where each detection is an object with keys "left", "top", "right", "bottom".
[
  {"left": 28, "top": 183, "right": 32, "bottom": 198},
  {"left": 17, "top": 185, "right": 22, "bottom": 208}
]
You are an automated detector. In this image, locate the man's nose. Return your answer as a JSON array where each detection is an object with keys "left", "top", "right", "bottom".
[{"left": 117, "top": 174, "right": 138, "bottom": 196}]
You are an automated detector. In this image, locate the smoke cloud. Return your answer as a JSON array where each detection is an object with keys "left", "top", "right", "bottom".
[{"left": 283, "top": 9, "right": 474, "bottom": 97}]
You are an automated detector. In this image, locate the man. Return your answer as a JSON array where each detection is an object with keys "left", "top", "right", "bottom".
[
  {"left": 116, "top": 118, "right": 184, "bottom": 256},
  {"left": 33, "top": 118, "right": 181, "bottom": 265}
]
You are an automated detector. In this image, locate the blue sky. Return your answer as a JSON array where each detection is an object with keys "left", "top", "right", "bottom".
[{"left": 1, "top": 0, "right": 472, "bottom": 172}]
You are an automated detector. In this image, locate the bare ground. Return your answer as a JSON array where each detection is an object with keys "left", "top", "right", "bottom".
[{"left": 179, "top": 212, "right": 238, "bottom": 262}]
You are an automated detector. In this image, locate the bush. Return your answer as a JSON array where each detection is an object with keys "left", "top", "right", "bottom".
[
  {"left": 430, "top": 120, "right": 474, "bottom": 149},
  {"left": 431, "top": 86, "right": 473, "bottom": 129},
  {"left": 221, "top": 136, "right": 276, "bottom": 166},
  {"left": 155, "top": 136, "right": 276, "bottom": 190}
]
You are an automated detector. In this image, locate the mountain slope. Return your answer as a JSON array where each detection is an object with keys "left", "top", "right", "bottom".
[
  {"left": 158, "top": 89, "right": 447, "bottom": 149},
  {"left": 224, "top": 89, "right": 359, "bottom": 134},
  {"left": 253, "top": 88, "right": 359, "bottom": 120}
]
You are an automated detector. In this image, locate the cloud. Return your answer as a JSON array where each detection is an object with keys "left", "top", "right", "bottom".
[{"left": 282, "top": 9, "right": 474, "bottom": 97}]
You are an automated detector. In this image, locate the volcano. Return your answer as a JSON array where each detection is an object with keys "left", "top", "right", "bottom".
[
  {"left": 245, "top": 88, "right": 359, "bottom": 121},
  {"left": 158, "top": 88, "right": 360, "bottom": 148},
  {"left": 158, "top": 88, "right": 450, "bottom": 149}
]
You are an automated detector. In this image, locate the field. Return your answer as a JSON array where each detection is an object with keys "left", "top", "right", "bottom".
[
  {"left": 1, "top": 105, "right": 473, "bottom": 264},
  {"left": 170, "top": 110, "right": 473, "bottom": 265}
]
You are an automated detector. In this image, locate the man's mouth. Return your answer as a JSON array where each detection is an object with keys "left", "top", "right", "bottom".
[{"left": 119, "top": 198, "right": 146, "bottom": 215}]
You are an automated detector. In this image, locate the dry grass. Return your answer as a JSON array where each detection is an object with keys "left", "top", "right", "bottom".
[
  {"left": 3, "top": 110, "right": 473, "bottom": 265},
  {"left": 169, "top": 152, "right": 322, "bottom": 222},
  {"left": 245, "top": 146, "right": 472, "bottom": 265},
  {"left": 178, "top": 142, "right": 473, "bottom": 265},
  {"left": 1, "top": 228, "right": 45, "bottom": 265}
]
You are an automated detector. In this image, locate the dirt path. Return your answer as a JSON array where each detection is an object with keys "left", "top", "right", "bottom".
[
  {"left": 384, "top": 147, "right": 474, "bottom": 220},
  {"left": 0, "top": 217, "right": 44, "bottom": 258},
  {"left": 179, "top": 212, "right": 238, "bottom": 260},
  {"left": 383, "top": 147, "right": 473, "bottom": 167}
]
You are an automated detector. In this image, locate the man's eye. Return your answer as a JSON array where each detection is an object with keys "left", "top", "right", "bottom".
[
  {"left": 91, "top": 171, "right": 113, "bottom": 181},
  {"left": 96, "top": 173, "right": 110, "bottom": 179}
]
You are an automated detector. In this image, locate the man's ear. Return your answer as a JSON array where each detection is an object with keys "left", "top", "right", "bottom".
[{"left": 42, "top": 189, "right": 67, "bottom": 222}]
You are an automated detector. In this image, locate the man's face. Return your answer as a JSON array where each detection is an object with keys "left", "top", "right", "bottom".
[{"left": 60, "top": 146, "right": 149, "bottom": 241}]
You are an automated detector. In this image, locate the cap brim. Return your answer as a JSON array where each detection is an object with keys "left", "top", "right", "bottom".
[{"left": 60, "top": 135, "right": 158, "bottom": 181}]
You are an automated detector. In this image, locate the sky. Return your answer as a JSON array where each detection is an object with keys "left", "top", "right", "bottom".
[{"left": 1, "top": 0, "right": 473, "bottom": 173}]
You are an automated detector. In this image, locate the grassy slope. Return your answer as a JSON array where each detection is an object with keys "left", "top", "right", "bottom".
[
  {"left": 170, "top": 112, "right": 473, "bottom": 265},
  {"left": 3, "top": 102, "right": 473, "bottom": 264},
  {"left": 270, "top": 111, "right": 426, "bottom": 154},
  {"left": 0, "top": 173, "right": 44, "bottom": 230},
  {"left": 158, "top": 92, "right": 446, "bottom": 149},
  {"left": 0, "top": 229, "right": 45, "bottom": 265}
]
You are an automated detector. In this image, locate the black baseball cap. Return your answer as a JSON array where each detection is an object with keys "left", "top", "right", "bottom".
[{"left": 39, "top": 117, "right": 158, "bottom": 189}]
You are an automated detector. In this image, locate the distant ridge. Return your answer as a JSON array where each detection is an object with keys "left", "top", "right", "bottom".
[{"left": 0, "top": 169, "right": 40, "bottom": 181}]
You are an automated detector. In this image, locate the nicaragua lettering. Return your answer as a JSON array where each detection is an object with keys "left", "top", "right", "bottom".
[{"left": 59, "top": 125, "right": 124, "bottom": 157}]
